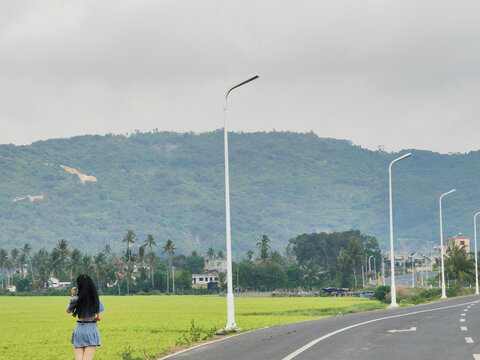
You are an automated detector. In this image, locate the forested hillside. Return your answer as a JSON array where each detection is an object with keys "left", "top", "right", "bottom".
[{"left": 0, "top": 130, "right": 478, "bottom": 255}]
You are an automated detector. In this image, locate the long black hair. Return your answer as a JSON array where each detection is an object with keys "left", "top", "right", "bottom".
[{"left": 71, "top": 274, "right": 100, "bottom": 318}]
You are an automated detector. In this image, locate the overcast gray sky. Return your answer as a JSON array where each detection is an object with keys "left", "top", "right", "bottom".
[{"left": 1, "top": 0, "right": 479, "bottom": 153}]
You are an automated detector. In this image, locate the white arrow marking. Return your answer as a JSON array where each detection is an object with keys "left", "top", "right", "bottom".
[
  {"left": 387, "top": 327, "right": 417, "bottom": 333},
  {"left": 473, "top": 354, "right": 480, "bottom": 360}
]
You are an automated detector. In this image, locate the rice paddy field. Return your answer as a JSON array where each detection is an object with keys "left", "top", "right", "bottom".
[{"left": 0, "top": 295, "right": 387, "bottom": 360}]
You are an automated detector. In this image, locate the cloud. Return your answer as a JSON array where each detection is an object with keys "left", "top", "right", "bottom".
[{"left": 1, "top": 0, "right": 479, "bottom": 153}]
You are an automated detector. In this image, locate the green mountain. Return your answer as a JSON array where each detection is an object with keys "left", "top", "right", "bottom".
[{"left": 0, "top": 130, "right": 479, "bottom": 255}]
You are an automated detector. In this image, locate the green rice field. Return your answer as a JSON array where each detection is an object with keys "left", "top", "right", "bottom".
[{"left": 0, "top": 295, "right": 387, "bottom": 360}]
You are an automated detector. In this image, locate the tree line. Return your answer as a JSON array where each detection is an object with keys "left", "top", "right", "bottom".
[{"left": 0, "top": 229, "right": 390, "bottom": 295}]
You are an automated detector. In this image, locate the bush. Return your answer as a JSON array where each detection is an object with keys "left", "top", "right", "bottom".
[
  {"left": 385, "top": 285, "right": 407, "bottom": 303},
  {"left": 373, "top": 286, "right": 391, "bottom": 301}
]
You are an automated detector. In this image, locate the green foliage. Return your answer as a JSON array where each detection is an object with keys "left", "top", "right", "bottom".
[
  {"left": 117, "top": 344, "right": 143, "bottom": 360},
  {"left": 1, "top": 131, "right": 479, "bottom": 254},
  {"left": 373, "top": 286, "right": 391, "bottom": 301},
  {"left": 176, "top": 320, "right": 217, "bottom": 346}
]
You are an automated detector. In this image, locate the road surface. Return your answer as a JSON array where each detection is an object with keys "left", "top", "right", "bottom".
[{"left": 162, "top": 295, "right": 480, "bottom": 360}]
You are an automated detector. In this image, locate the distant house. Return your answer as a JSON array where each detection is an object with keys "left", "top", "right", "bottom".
[
  {"left": 192, "top": 271, "right": 219, "bottom": 289},
  {"left": 204, "top": 258, "right": 227, "bottom": 273},
  {"left": 48, "top": 277, "right": 72, "bottom": 288},
  {"left": 445, "top": 233, "right": 470, "bottom": 255},
  {"left": 6, "top": 285, "right": 16, "bottom": 292}
]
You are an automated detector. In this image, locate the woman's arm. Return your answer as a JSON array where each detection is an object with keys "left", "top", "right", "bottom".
[{"left": 95, "top": 313, "right": 103, "bottom": 321}]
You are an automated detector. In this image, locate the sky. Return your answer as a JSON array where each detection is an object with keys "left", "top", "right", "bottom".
[{"left": 1, "top": 0, "right": 480, "bottom": 154}]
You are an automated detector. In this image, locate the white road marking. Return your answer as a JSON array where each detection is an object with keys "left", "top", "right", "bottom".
[
  {"left": 465, "top": 309, "right": 469, "bottom": 312},
  {"left": 461, "top": 326, "right": 468, "bottom": 331},
  {"left": 466, "top": 337, "right": 474, "bottom": 343},
  {"left": 462, "top": 313, "right": 467, "bottom": 316},
  {"left": 387, "top": 327, "right": 417, "bottom": 333},
  {"left": 460, "top": 319, "right": 466, "bottom": 322},
  {"left": 281, "top": 300, "right": 477, "bottom": 360},
  {"left": 473, "top": 354, "right": 480, "bottom": 360}
]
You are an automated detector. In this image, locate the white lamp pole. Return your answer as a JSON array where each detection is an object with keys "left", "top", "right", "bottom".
[
  {"left": 411, "top": 255, "right": 415, "bottom": 288},
  {"left": 439, "top": 189, "right": 456, "bottom": 299},
  {"left": 368, "top": 255, "right": 374, "bottom": 272},
  {"left": 474, "top": 211, "right": 480, "bottom": 295},
  {"left": 389, "top": 152, "right": 412, "bottom": 307},
  {"left": 224, "top": 75, "right": 259, "bottom": 330}
]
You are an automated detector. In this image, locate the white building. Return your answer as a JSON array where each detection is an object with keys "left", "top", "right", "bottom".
[
  {"left": 48, "top": 277, "right": 72, "bottom": 288},
  {"left": 204, "top": 258, "right": 227, "bottom": 273},
  {"left": 192, "top": 271, "right": 219, "bottom": 288}
]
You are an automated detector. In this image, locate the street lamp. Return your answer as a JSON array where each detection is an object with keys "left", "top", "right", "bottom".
[
  {"left": 411, "top": 255, "right": 415, "bottom": 288},
  {"left": 223, "top": 75, "right": 259, "bottom": 330},
  {"left": 388, "top": 152, "right": 412, "bottom": 307},
  {"left": 474, "top": 211, "right": 480, "bottom": 295},
  {"left": 439, "top": 189, "right": 456, "bottom": 299}
]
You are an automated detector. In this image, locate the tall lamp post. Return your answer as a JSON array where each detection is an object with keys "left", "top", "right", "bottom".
[
  {"left": 474, "top": 211, "right": 480, "bottom": 295},
  {"left": 439, "top": 189, "right": 456, "bottom": 299},
  {"left": 388, "top": 152, "right": 412, "bottom": 307},
  {"left": 224, "top": 75, "right": 259, "bottom": 330}
]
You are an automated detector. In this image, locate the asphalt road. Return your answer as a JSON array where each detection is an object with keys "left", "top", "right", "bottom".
[{"left": 162, "top": 295, "right": 480, "bottom": 360}]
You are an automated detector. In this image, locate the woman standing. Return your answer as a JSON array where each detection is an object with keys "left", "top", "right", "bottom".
[{"left": 66, "top": 274, "right": 105, "bottom": 360}]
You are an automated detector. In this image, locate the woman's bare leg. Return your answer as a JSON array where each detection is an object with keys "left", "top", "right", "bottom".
[
  {"left": 74, "top": 347, "right": 84, "bottom": 360},
  {"left": 83, "top": 346, "right": 96, "bottom": 360}
]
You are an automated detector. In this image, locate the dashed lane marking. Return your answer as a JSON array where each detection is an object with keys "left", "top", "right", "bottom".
[
  {"left": 466, "top": 337, "right": 474, "bottom": 343},
  {"left": 473, "top": 354, "right": 480, "bottom": 359},
  {"left": 461, "top": 327, "right": 468, "bottom": 331},
  {"left": 461, "top": 319, "right": 466, "bottom": 322},
  {"left": 462, "top": 313, "right": 467, "bottom": 316},
  {"left": 281, "top": 300, "right": 480, "bottom": 360}
]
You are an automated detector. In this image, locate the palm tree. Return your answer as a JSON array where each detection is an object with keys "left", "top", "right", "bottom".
[
  {"left": 10, "top": 248, "right": 19, "bottom": 271},
  {"left": 111, "top": 254, "right": 125, "bottom": 295},
  {"left": 50, "top": 248, "right": 62, "bottom": 280},
  {"left": 93, "top": 252, "right": 106, "bottom": 292},
  {"left": 301, "top": 259, "right": 323, "bottom": 289},
  {"left": 138, "top": 245, "right": 146, "bottom": 269},
  {"left": 0, "top": 248, "right": 8, "bottom": 289},
  {"left": 338, "top": 238, "right": 365, "bottom": 289},
  {"left": 162, "top": 239, "right": 176, "bottom": 292},
  {"left": 144, "top": 234, "right": 157, "bottom": 287},
  {"left": 125, "top": 261, "right": 135, "bottom": 295},
  {"left": 81, "top": 254, "right": 93, "bottom": 275},
  {"left": 103, "top": 244, "right": 112, "bottom": 257},
  {"left": 122, "top": 230, "right": 136, "bottom": 262},
  {"left": 256, "top": 235, "right": 271, "bottom": 263},
  {"left": 445, "top": 245, "right": 475, "bottom": 288},
  {"left": 56, "top": 239, "right": 69, "bottom": 264},
  {"left": 22, "top": 243, "right": 35, "bottom": 290},
  {"left": 245, "top": 250, "right": 254, "bottom": 263},
  {"left": 145, "top": 252, "right": 158, "bottom": 289},
  {"left": 207, "top": 247, "right": 216, "bottom": 259},
  {"left": 66, "top": 249, "right": 82, "bottom": 281},
  {"left": 21, "top": 243, "right": 34, "bottom": 290}
]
